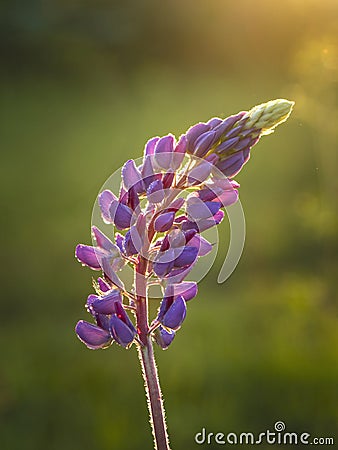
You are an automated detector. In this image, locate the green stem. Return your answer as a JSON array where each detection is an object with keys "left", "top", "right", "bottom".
[
  {"left": 135, "top": 256, "right": 171, "bottom": 450},
  {"left": 138, "top": 338, "right": 170, "bottom": 450}
]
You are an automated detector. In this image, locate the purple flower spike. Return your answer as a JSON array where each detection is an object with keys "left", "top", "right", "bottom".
[
  {"left": 109, "top": 201, "right": 134, "bottom": 230},
  {"left": 154, "top": 326, "right": 175, "bottom": 350},
  {"left": 75, "top": 320, "right": 112, "bottom": 350},
  {"left": 193, "top": 131, "right": 217, "bottom": 158},
  {"left": 109, "top": 303, "right": 136, "bottom": 348},
  {"left": 154, "top": 134, "right": 175, "bottom": 169},
  {"left": 154, "top": 211, "right": 175, "bottom": 232},
  {"left": 91, "top": 290, "right": 122, "bottom": 315},
  {"left": 75, "top": 245, "right": 103, "bottom": 270},
  {"left": 98, "top": 190, "right": 117, "bottom": 223},
  {"left": 174, "top": 246, "right": 198, "bottom": 268},
  {"left": 147, "top": 179, "right": 165, "bottom": 203},
  {"left": 161, "top": 296, "right": 187, "bottom": 331}
]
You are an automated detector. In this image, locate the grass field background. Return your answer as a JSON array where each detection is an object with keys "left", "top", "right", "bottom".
[{"left": 1, "top": 1, "right": 337, "bottom": 449}]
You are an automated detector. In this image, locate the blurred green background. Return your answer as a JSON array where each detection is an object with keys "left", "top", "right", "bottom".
[{"left": 1, "top": 1, "right": 337, "bottom": 449}]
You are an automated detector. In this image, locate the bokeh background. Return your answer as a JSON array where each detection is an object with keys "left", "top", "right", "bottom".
[{"left": 1, "top": 1, "right": 337, "bottom": 449}]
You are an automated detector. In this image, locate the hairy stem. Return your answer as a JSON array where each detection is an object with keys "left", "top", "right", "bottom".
[
  {"left": 138, "top": 338, "right": 170, "bottom": 450},
  {"left": 135, "top": 256, "right": 171, "bottom": 450}
]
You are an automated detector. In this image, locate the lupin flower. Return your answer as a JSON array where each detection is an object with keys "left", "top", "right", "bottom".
[{"left": 74, "top": 99, "right": 294, "bottom": 450}]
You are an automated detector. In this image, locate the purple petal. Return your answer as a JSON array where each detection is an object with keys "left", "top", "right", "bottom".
[
  {"left": 154, "top": 211, "right": 175, "bottom": 232},
  {"left": 186, "top": 197, "right": 221, "bottom": 220},
  {"left": 126, "top": 186, "right": 140, "bottom": 211},
  {"left": 193, "top": 131, "right": 217, "bottom": 158},
  {"left": 172, "top": 135, "right": 187, "bottom": 170},
  {"left": 144, "top": 136, "right": 160, "bottom": 157},
  {"left": 185, "top": 123, "right": 210, "bottom": 153},
  {"left": 109, "top": 315, "right": 136, "bottom": 348},
  {"left": 123, "top": 226, "right": 142, "bottom": 256},
  {"left": 214, "top": 137, "right": 240, "bottom": 154},
  {"left": 162, "top": 171, "right": 175, "bottom": 189},
  {"left": 75, "top": 244, "right": 103, "bottom": 270},
  {"left": 86, "top": 294, "right": 99, "bottom": 314},
  {"left": 109, "top": 201, "right": 133, "bottom": 230},
  {"left": 97, "top": 277, "right": 111, "bottom": 292},
  {"left": 153, "top": 249, "right": 176, "bottom": 277},
  {"left": 160, "top": 235, "right": 170, "bottom": 251},
  {"left": 154, "top": 135, "right": 175, "bottom": 169},
  {"left": 165, "top": 282, "right": 198, "bottom": 301},
  {"left": 174, "top": 246, "right": 198, "bottom": 268},
  {"left": 115, "top": 233, "right": 124, "bottom": 253},
  {"left": 217, "top": 189, "right": 239, "bottom": 206},
  {"left": 122, "top": 159, "right": 144, "bottom": 192},
  {"left": 162, "top": 296, "right": 187, "bottom": 330},
  {"left": 91, "top": 290, "right": 122, "bottom": 315},
  {"left": 154, "top": 327, "right": 175, "bottom": 350},
  {"left": 184, "top": 229, "right": 197, "bottom": 243},
  {"left": 147, "top": 179, "right": 165, "bottom": 203},
  {"left": 207, "top": 117, "right": 222, "bottom": 128},
  {"left": 167, "top": 197, "right": 185, "bottom": 212},
  {"left": 141, "top": 155, "right": 158, "bottom": 189},
  {"left": 214, "top": 210, "right": 225, "bottom": 224},
  {"left": 101, "top": 258, "right": 125, "bottom": 290},
  {"left": 216, "top": 152, "right": 246, "bottom": 178},
  {"left": 157, "top": 296, "right": 173, "bottom": 321},
  {"left": 98, "top": 190, "right": 117, "bottom": 223},
  {"left": 153, "top": 260, "right": 174, "bottom": 278},
  {"left": 168, "top": 229, "right": 186, "bottom": 248},
  {"left": 165, "top": 263, "right": 195, "bottom": 284},
  {"left": 95, "top": 314, "right": 110, "bottom": 331},
  {"left": 91, "top": 226, "right": 117, "bottom": 253},
  {"left": 188, "top": 160, "right": 213, "bottom": 184},
  {"left": 75, "top": 320, "right": 112, "bottom": 350},
  {"left": 188, "top": 234, "right": 213, "bottom": 256},
  {"left": 233, "top": 136, "right": 252, "bottom": 152},
  {"left": 204, "top": 153, "right": 219, "bottom": 166},
  {"left": 225, "top": 124, "right": 244, "bottom": 139},
  {"left": 196, "top": 210, "right": 225, "bottom": 232},
  {"left": 212, "top": 112, "right": 246, "bottom": 138},
  {"left": 181, "top": 219, "right": 199, "bottom": 233}
]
